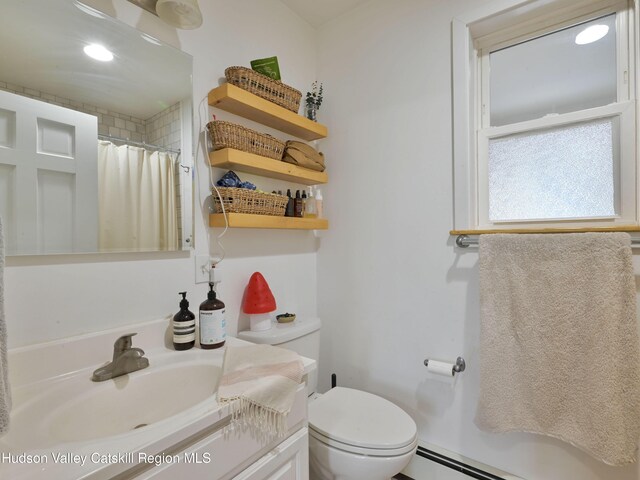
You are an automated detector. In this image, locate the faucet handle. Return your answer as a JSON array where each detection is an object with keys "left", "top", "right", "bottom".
[
  {"left": 113, "top": 333, "right": 137, "bottom": 360},
  {"left": 115, "top": 333, "right": 137, "bottom": 348}
]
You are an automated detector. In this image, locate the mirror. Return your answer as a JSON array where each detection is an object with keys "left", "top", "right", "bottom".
[{"left": 0, "top": 0, "right": 193, "bottom": 256}]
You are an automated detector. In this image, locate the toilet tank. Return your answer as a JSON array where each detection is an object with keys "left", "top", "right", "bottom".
[{"left": 237, "top": 317, "right": 321, "bottom": 395}]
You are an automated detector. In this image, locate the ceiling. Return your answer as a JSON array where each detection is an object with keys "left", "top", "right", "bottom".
[
  {"left": 0, "top": 0, "right": 191, "bottom": 119},
  {"left": 0, "top": 0, "right": 369, "bottom": 119},
  {"left": 280, "top": 0, "right": 372, "bottom": 28},
  {"left": 126, "top": 0, "right": 372, "bottom": 28}
]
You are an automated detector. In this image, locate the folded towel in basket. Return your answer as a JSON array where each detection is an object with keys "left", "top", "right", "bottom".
[
  {"left": 218, "top": 344, "right": 304, "bottom": 437},
  {"left": 283, "top": 141, "right": 325, "bottom": 172}
]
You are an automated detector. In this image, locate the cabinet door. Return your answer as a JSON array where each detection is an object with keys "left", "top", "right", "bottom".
[{"left": 233, "top": 428, "right": 309, "bottom": 480}]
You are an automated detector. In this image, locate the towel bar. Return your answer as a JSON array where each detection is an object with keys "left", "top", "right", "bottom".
[
  {"left": 456, "top": 235, "right": 477, "bottom": 248},
  {"left": 455, "top": 234, "right": 640, "bottom": 248}
]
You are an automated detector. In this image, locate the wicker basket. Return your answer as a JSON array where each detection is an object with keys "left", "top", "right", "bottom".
[
  {"left": 207, "top": 120, "right": 285, "bottom": 160},
  {"left": 225, "top": 66, "right": 302, "bottom": 113},
  {"left": 212, "top": 187, "right": 287, "bottom": 216}
]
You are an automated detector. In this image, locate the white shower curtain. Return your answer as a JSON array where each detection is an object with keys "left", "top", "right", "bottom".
[{"left": 98, "top": 141, "right": 179, "bottom": 252}]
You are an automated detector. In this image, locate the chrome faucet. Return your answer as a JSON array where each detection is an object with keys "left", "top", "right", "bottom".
[{"left": 91, "top": 333, "right": 149, "bottom": 382}]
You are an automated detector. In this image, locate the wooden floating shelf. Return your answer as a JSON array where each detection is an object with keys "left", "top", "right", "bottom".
[
  {"left": 451, "top": 225, "right": 640, "bottom": 235},
  {"left": 208, "top": 84, "right": 328, "bottom": 141},
  {"left": 210, "top": 213, "right": 328, "bottom": 230},
  {"left": 210, "top": 148, "right": 327, "bottom": 186}
]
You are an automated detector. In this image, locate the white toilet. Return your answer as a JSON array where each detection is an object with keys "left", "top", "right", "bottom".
[{"left": 238, "top": 318, "right": 418, "bottom": 480}]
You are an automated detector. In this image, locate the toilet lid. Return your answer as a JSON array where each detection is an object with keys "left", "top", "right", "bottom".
[{"left": 308, "top": 387, "right": 417, "bottom": 451}]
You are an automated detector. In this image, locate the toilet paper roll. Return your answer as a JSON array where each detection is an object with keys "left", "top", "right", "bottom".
[{"left": 426, "top": 360, "right": 454, "bottom": 377}]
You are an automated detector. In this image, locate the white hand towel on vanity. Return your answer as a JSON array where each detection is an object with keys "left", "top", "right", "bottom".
[{"left": 218, "top": 344, "right": 303, "bottom": 437}]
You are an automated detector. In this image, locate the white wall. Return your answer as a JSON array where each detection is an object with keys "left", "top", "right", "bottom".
[
  {"left": 316, "top": 1, "right": 640, "bottom": 480},
  {"left": 6, "top": 2, "right": 640, "bottom": 479},
  {"left": 4, "top": 0, "right": 320, "bottom": 347}
]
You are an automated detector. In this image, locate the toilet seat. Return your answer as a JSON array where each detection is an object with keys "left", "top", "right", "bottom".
[
  {"left": 308, "top": 387, "right": 417, "bottom": 457},
  {"left": 308, "top": 426, "right": 418, "bottom": 457}
]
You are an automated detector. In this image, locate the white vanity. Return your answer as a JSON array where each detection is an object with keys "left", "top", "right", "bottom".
[{"left": 0, "top": 318, "right": 313, "bottom": 479}]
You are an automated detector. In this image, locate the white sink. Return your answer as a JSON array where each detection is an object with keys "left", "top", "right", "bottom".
[
  {"left": 5, "top": 358, "right": 221, "bottom": 450},
  {"left": 0, "top": 318, "right": 314, "bottom": 480}
]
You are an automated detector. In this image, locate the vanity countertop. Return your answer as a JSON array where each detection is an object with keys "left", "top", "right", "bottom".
[{"left": 0, "top": 318, "right": 315, "bottom": 479}]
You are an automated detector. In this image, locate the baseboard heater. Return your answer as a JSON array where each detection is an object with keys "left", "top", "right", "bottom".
[{"left": 398, "top": 443, "right": 524, "bottom": 480}]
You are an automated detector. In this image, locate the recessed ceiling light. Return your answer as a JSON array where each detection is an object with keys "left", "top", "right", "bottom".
[
  {"left": 83, "top": 44, "right": 114, "bottom": 62},
  {"left": 575, "top": 24, "right": 609, "bottom": 45}
]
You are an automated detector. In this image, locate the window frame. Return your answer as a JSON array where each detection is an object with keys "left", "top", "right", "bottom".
[{"left": 452, "top": 0, "right": 638, "bottom": 231}]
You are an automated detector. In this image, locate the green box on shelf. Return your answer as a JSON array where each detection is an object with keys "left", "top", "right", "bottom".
[{"left": 250, "top": 56, "right": 281, "bottom": 81}]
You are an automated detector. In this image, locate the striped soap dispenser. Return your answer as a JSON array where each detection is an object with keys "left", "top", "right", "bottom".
[{"left": 173, "top": 292, "right": 196, "bottom": 350}]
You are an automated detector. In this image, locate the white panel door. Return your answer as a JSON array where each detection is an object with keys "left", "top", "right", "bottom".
[{"left": 0, "top": 90, "right": 98, "bottom": 254}]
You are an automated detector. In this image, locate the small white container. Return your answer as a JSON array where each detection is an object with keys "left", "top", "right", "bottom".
[{"left": 249, "top": 312, "right": 273, "bottom": 331}]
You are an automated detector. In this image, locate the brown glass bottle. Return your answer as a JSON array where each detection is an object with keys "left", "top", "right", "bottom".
[
  {"left": 285, "top": 189, "right": 295, "bottom": 217},
  {"left": 199, "top": 283, "right": 226, "bottom": 349},
  {"left": 173, "top": 292, "right": 195, "bottom": 350},
  {"left": 294, "top": 190, "right": 303, "bottom": 217}
]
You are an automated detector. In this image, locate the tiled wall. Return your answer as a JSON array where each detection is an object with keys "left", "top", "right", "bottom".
[
  {"left": 0, "top": 82, "right": 147, "bottom": 142},
  {"left": 0, "top": 82, "right": 184, "bottom": 245},
  {"left": 0, "top": 82, "right": 180, "bottom": 150},
  {"left": 146, "top": 102, "right": 182, "bottom": 151},
  {"left": 99, "top": 113, "right": 146, "bottom": 143}
]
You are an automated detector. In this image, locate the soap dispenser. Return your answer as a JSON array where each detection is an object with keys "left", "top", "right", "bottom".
[
  {"left": 173, "top": 292, "right": 195, "bottom": 350},
  {"left": 285, "top": 189, "right": 295, "bottom": 217},
  {"left": 304, "top": 188, "right": 317, "bottom": 218},
  {"left": 315, "top": 187, "right": 323, "bottom": 218},
  {"left": 294, "top": 190, "right": 303, "bottom": 217},
  {"left": 301, "top": 190, "right": 308, "bottom": 217},
  {"left": 199, "top": 283, "right": 226, "bottom": 349}
]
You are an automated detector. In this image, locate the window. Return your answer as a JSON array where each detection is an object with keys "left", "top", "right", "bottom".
[{"left": 452, "top": 0, "right": 636, "bottom": 230}]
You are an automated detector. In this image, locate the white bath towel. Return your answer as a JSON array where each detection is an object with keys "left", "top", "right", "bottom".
[
  {"left": 0, "top": 217, "right": 10, "bottom": 435},
  {"left": 476, "top": 233, "right": 640, "bottom": 466},
  {"left": 218, "top": 345, "right": 303, "bottom": 437}
]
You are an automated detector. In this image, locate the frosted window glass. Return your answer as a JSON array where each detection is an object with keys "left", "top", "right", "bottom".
[
  {"left": 490, "top": 15, "right": 616, "bottom": 127},
  {"left": 488, "top": 119, "right": 617, "bottom": 222}
]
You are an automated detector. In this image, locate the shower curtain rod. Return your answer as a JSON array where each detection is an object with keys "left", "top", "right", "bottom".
[{"left": 98, "top": 134, "right": 181, "bottom": 155}]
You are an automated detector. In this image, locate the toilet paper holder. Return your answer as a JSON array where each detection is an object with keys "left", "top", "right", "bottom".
[{"left": 423, "top": 356, "right": 466, "bottom": 375}]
